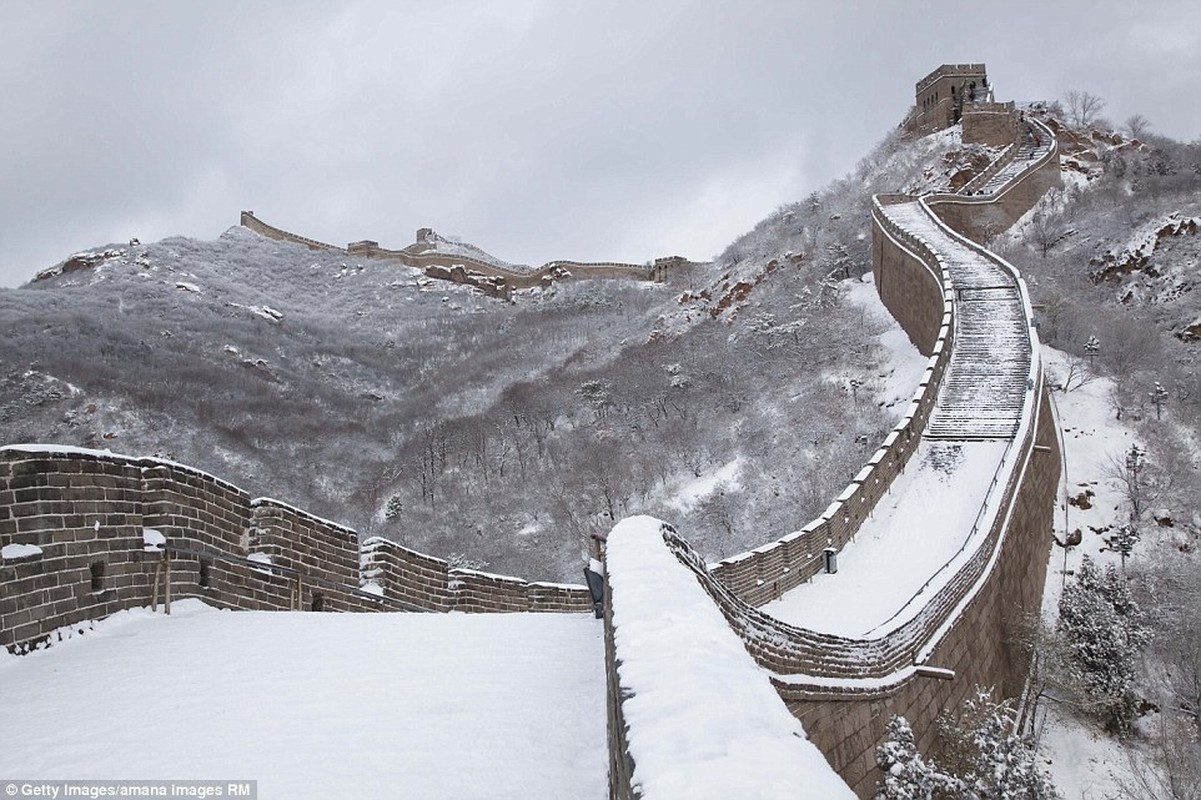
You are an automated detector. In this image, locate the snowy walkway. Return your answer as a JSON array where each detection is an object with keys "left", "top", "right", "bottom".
[
  {"left": 766, "top": 196, "right": 1032, "bottom": 635},
  {"left": 880, "top": 201, "right": 1030, "bottom": 440},
  {"left": 970, "top": 127, "right": 1054, "bottom": 196},
  {"left": 0, "top": 601, "right": 607, "bottom": 800},
  {"left": 765, "top": 439, "right": 1006, "bottom": 636}
]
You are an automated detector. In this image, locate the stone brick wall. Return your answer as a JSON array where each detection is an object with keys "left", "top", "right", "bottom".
[
  {"left": 603, "top": 95, "right": 1063, "bottom": 797},
  {"left": 778, "top": 385, "right": 1059, "bottom": 796},
  {"left": 704, "top": 194, "right": 954, "bottom": 610},
  {"left": 926, "top": 120, "right": 1062, "bottom": 244},
  {"left": 962, "top": 102, "right": 1019, "bottom": 147},
  {"left": 249, "top": 498, "right": 359, "bottom": 588},
  {"left": 0, "top": 448, "right": 152, "bottom": 650},
  {"left": 603, "top": 380, "right": 1058, "bottom": 796},
  {"left": 1, "top": 445, "right": 591, "bottom": 654},
  {"left": 357, "top": 536, "right": 592, "bottom": 613},
  {"left": 243, "top": 212, "right": 680, "bottom": 297},
  {"left": 603, "top": 374, "right": 1056, "bottom": 796},
  {"left": 909, "top": 64, "right": 989, "bottom": 135},
  {"left": 239, "top": 211, "right": 342, "bottom": 252},
  {"left": 872, "top": 194, "right": 954, "bottom": 354}
]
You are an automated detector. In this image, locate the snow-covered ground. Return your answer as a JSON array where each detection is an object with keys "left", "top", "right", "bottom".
[
  {"left": 1035, "top": 347, "right": 1146, "bottom": 798},
  {"left": 1039, "top": 347, "right": 1142, "bottom": 615},
  {"left": 845, "top": 274, "right": 930, "bottom": 416},
  {"left": 764, "top": 439, "right": 1008, "bottom": 636},
  {"left": 0, "top": 602, "right": 606, "bottom": 800}
]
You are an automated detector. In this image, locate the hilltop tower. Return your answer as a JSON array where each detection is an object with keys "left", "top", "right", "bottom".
[{"left": 908, "top": 63, "right": 990, "bottom": 135}]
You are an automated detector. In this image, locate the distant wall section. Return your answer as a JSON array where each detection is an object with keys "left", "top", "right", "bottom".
[
  {"left": 239, "top": 211, "right": 343, "bottom": 252},
  {"left": 241, "top": 212, "right": 694, "bottom": 298},
  {"left": 926, "top": 120, "right": 1061, "bottom": 243}
]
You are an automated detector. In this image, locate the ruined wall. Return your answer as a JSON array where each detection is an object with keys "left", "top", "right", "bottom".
[{"left": 1, "top": 446, "right": 591, "bottom": 654}]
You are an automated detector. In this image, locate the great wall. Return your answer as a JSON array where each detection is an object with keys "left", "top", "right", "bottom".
[
  {"left": 1, "top": 65, "right": 1064, "bottom": 798},
  {"left": 238, "top": 210, "right": 692, "bottom": 299}
]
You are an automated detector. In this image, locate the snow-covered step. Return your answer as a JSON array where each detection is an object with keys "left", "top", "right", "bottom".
[{"left": 881, "top": 200, "right": 1032, "bottom": 441}]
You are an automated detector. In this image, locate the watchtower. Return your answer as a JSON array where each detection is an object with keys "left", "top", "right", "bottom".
[{"left": 908, "top": 64, "right": 990, "bottom": 135}]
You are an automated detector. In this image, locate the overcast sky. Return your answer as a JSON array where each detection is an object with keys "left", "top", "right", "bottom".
[{"left": 2, "top": 0, "right": 1198, "bottom": 287}]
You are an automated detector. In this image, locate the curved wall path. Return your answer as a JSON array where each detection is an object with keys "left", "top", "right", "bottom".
[{"left": 605, "top": 115, "right": 1064, "bottom": 798}]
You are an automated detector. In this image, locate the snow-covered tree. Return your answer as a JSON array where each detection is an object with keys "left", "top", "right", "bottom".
[
  {"left": 1106, "top": 443, "right": 1157, "bottom": 522},
  {"left": 876, "top": 715, "right": 960, "bottom": 800},
  {"left": 1057, "top": 556, "right": 1153, "bottom": 733},
  {"left": 880, "top": 689, "right": 1059, "bottom": 799},
  {"left": 1106, "top": 523, "right": 1141, "bottom": 571},
  {"left": 384, "top": 494, "right": 404, "bottom": 522},
  {"left": 954, "top": 689, "right": 1060, "bottom": 800},
  {"left": 1150, "top": 381, "right": 1169, "bottom": 420},
  {"left": 1084, "top": 335, "right": 1100, "bottom": 363}
]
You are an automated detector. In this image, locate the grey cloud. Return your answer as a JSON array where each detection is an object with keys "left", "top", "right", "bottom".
[{"left": 2, "top": 0, "right": 1198, "bottom": 286}]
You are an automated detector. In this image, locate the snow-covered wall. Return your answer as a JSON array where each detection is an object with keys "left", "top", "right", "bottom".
[
  {"left": 0, "top": 445, "right": 591, "bottom": 654},
  {"left": 243, "top": 210, "right": 678, "bottom": 296},
  {"left": 239, "top": 210, "right": 342, "bottom": 252},
  {"left": 604, "top": 516, "right": 856, "bottom": 800},
  {"left": 924, "top": 116, "right": 1062, "bottom": 243},
  {"left": 603, "top": 90, "right": 1063, "bottom": 797}
]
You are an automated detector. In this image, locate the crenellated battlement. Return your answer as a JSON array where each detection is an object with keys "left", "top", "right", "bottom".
[{"left": 0, "top": 444, "right": 591, "bottom": 654}]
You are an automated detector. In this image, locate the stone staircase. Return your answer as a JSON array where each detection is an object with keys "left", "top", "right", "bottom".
[
  {"left": 968, "top": 124, "right": 1054, "bottom": 196},
  {"left": 877, "top": 201, "right": 1031, "bottom": 440}
]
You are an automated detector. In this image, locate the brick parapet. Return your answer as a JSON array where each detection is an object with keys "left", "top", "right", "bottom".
[
  {"left": 1, "top": 446, "right": 589, "bottom": 654},
  {"left": 141, "top": 459, "right": 250, "bottom": 557},
  {"left": 0, "top": 447, "right": 153, "bottom": 650},
  {"left": 249, "top": 498, "right": 359, "bottom": 589},
  {"left": 615, "top": 374, "right": 1052, "bottom": 794},
  {"left": 962, "top": 102, "right": 1020, "bottom": 148},
  {"left": 926, "top": 118, "right": 1062, "bottom": 243},
  {"left": 708, "top": 201, "right": 954, "bottom": 610},
  {"left": 775, "top": 385, "right": 1060, "bottom": 796}
]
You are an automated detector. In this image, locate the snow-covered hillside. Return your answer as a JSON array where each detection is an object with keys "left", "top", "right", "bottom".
[{"left": 1, "top": 126, "right": 986, "bottom": 582}]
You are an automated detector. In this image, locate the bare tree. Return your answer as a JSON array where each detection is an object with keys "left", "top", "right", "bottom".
[
  {"left": 1116, "top": 716, "right": 1201, "bottom": 800},
  {"left": 1057, "top": 355, "right": 1097, "bottom": 393},
  {"left": 1103, "top": 443, "right": 1163, "bottom": 521},
  {"left": 1064, "top": 89, "right": 1108, "bottom": 128},
  {"left": 1029, "top": 211, "right": 1074, "bottom": 258},
  {"left": 1153, "top": 562, "right": 1201, "bottom": 735},
  {"left": 1125, "top": 113, "right": 1152, "bottom": 139}
]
